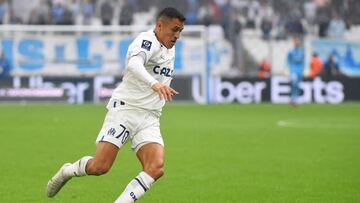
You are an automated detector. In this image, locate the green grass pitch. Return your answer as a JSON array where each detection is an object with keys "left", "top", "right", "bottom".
[{"left": 0, "top": 103, "right": 359, "bottom": 203}]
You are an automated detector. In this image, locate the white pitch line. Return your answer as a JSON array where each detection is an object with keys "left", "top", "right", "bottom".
[{"left": 277, "top": 120, "right": 360, "bottom": 129}]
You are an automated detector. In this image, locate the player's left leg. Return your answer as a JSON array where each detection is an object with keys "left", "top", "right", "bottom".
[
  {"left": 296, "top": 73, "right": 304, "bottom": 102},
  {"left": 114, "top": 143, "right": 164, "bottom": 203}
]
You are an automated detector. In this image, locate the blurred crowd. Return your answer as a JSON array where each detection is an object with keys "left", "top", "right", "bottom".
[
  {"left": 0, "top": 0, "right": 359, "bottom": 78},
  {"left": 0, "top": 0, "right": 359, "bottom": 40}
]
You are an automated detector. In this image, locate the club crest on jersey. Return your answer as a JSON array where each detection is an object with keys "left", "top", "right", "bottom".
[
  {"left": 141, "top": 40, "right": 152, "bottom": 51},
  {"left": 107, "top": 128, "right": 116, "bottom": 136}
]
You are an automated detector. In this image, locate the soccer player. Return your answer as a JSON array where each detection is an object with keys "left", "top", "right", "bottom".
[
  {"left": 46, "top": 7, "right": 185, "bottom": 203},
  {"left": 287, "top": 36, "right": 305, "bottom": 104}
]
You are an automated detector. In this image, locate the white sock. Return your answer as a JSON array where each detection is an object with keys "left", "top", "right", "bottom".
[
  {"left": 63, "top": 156, "right": 93, "bottom": 177},
  {"left": 114, "top": 171, "right": 155, "bottom": 203}
]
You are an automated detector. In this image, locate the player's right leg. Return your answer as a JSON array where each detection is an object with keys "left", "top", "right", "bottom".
[
  {"left": 46, "top": 141, "right": 119, "bottom": 197},
  {"left": 47, "top": 99, "right": 132, "bottom": 197},
  {"left": 290, "top": 73, "right": 300, "bottom": 104}
]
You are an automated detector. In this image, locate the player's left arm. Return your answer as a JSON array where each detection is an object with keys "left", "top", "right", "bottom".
[
  {"left": 127, "top": 52, "right": 178, "bottom": 101},
  {"left": 127, "top": 52, "right": 158, "bottom": 87},
  {"left": 151, "top": 82, "right": 178, "bottom": 101}
]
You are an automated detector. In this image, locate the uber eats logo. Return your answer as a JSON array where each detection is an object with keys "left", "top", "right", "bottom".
[
  {"left": 213, "top": 78, "right": 266, "bottom": 103},
  {"left": 210, "top": 76, "right": 344, "bottom": 104}
]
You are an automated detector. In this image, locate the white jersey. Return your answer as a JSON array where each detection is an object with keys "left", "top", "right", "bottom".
[{"left": 111, "top": 29, "right": 175, "bottom": 113}]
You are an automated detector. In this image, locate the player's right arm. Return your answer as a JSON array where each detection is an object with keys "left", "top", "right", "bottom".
[{"left": 286, "top": 51, "right": 292, "bottom": 69}]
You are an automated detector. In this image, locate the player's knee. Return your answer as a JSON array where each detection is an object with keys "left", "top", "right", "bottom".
[{"left": 144, "top": 162, "right": 164, "bottom": 180}]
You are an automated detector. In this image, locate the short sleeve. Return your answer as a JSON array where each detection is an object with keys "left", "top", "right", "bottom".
[{"left": 128, "top": 33, "right": 157, "bottom": 63}]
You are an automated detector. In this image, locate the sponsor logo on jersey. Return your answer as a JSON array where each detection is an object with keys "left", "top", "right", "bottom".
[
  {"left": 141, "top": 40, "right": 152, "bottom": 51},
  {"left": 153, "top": 65, "right": 173, "bottom": 77}
]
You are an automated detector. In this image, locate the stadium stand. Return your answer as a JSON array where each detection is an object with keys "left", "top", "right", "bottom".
[{"left": 1, "top": 0, "right": 360, "bottom": 77}]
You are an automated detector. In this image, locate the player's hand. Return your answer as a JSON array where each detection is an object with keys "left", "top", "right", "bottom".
[{"left": 151, "top": 82, "right": 179, "bottom": 101}]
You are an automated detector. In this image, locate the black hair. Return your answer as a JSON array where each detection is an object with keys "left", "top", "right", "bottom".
[{"left": 156, "top": 7, "right": 186, "bottom": 22}]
